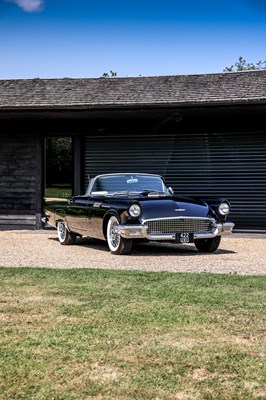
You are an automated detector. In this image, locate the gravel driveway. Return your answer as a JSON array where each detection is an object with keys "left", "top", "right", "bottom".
[{"left": 0, "top": 229, "right": 265, "bottom": 275}]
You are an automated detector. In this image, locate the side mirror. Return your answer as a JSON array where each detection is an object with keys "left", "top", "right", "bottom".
[{"left": 168, "top": 187, "right": 174, "bottom": 195}]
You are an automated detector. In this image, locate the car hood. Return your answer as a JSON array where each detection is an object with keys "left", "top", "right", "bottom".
[{"left": 138, "top": 198, "right": 210, "bottom": 221}]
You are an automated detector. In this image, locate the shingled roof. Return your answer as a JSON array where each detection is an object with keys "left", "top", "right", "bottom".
[{"left": 0, "top": 70, "right": 266, "bottom": 110}]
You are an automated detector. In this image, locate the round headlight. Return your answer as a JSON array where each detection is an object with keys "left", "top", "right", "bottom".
[
  {"left": 129, "top": 203, "right": 141, "bottom": 218},
  {"left": 218, "top": 202, "right": 230, "bottom": 216}
]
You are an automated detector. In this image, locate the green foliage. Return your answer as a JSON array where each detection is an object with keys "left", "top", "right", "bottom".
[
  {"left": 102, "top": 70, "right": 118, "bottom": 77},
  {"left": 0, "top": 268, "right": 265, "bottom": 400},
  {"left": 46, "top": 137, "right": 72, "bottom": 185},
  {"left": 224, "top": 56, "right": 266, "bottom": 72}
]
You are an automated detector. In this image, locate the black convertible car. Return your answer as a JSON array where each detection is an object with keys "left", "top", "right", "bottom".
[{"left": 43, "top": 173, "right": 235, "bottom": 255}]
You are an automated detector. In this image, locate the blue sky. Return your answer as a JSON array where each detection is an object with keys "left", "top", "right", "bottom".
[{"left": 1, "top": 0, "right": 266, "bottom": 79}]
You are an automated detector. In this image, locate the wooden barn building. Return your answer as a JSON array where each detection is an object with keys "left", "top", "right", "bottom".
[{"left": 0, "top": 70, "right": 266, "bottom": 231}]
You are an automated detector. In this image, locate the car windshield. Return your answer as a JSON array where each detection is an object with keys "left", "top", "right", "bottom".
[{"left": 90, "top": 174, "right": 168, "bottom": 195}]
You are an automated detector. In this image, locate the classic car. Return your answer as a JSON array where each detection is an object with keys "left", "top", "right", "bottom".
[{"left": 43, "top": 173, "right": 235, "bottom": 255}]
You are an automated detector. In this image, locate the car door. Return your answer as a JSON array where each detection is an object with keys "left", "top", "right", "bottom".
[
  {"left": 85, "top": 196, "right": 107, "bottom": 240},
  {"left": 65, "top": 196, "right": 90, "bottom": 235}
]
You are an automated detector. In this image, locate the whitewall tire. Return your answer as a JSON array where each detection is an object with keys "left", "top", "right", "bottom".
[
  {"left": 57, "top": 221, "right": 76, "bottom": 245},
  {"left": 107, "top": 215, "right": 132, "bottom": 255}
]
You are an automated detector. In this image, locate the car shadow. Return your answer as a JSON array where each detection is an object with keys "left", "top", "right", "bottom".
[
  {"left": 49, "top": 236, "right": 236, "bottom": 256},
  {"left": 130, "top": 242, "right": 236, "bottom": 256}
]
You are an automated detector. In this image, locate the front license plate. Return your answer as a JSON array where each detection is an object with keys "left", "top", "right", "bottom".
[{"left": 176, "top": 233, "right": 194, "bottom": 243}]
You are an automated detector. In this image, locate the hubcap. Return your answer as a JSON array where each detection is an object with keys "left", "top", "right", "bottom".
[
  {"left": 58, "top": 223, "right": 66, "bottom": 241},
  {"left": 109, "top": 218, "right": 120, "bottom": 249}
]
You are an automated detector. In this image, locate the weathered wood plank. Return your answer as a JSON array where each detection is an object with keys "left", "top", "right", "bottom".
[
  {"left": 0, "top": 214, "right": 37, "bottom": 228},
  {"left": 0, "top": 132, "right": 41, "bottom": 226}
]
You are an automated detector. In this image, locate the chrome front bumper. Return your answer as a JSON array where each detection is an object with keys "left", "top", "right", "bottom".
[{"left": 118, "top": 222, "right": 235, "bottom": 240}]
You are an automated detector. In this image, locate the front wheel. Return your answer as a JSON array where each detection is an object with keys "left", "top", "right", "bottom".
[
  {"left": 194, "top": 236, "right": 221, "bottom": 253},
  {"left": 107, "top": 215, "right": 132, "bottom": 255},
  {"left": 57, "top": 221, "right": 76, "bottom": 245}
]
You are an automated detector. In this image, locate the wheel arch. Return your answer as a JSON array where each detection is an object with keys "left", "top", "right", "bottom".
[
  {"left": 102, "top": 210, "right": 121, "bottom": 239},
  {"left": 55, "top": 218, "right": 70, "bottom": 232}
]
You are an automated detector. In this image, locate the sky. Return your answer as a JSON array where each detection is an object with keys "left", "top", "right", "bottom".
[{"left": 0, "top": 0, "right": 266, "bottom": 79}]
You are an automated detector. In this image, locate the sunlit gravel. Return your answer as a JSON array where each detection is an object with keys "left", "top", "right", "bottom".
[{"left": 0, "top": 229, "right": 265, "bottom": 275}]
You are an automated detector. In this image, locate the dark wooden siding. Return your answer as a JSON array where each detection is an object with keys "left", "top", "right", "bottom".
[{"left": 0, "top": 132, "right": 42, "bottom": 228}]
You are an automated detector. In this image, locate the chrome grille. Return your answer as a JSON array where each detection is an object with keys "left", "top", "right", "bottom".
[{"left": 145, "top": 218, "right": 215, "bottom": 235}]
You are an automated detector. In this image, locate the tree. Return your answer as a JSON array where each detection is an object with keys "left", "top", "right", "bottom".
[
  {"left": 102, "top": 70, "right": 117, "bottom": 77},
  {"left": 224, "top": 56, "right": 266, "bottom": 72},
  {"left": 46, "top": 137, "right": 72, "bottom": 185}
]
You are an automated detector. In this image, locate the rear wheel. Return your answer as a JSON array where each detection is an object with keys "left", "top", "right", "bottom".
[
  {"left": 194, "top": 236, "right": 221, "bottom": 253},
  {"left": 107, "top": 215, "right": 132, "bottom": 255},
  {"left": 57, "top": 221, "right": 76, "bottom": 245}
]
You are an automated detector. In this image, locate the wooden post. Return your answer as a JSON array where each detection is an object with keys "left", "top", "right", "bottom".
[
  {"left": 73, "top": 135, "right": 81, "bottom": 196},
  {"left": 35, "top": 133, "right": 44, "bottom": 229}
]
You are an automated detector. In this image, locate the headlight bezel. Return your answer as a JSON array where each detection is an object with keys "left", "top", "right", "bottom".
[
  {"left": 128, "top": 203, "right": 141, "bottom": 218},
  {"left": 218, "top": 201, "right": 230, "bottom": 216}
]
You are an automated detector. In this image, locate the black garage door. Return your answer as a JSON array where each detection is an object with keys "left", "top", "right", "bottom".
[{"left": 85, "top": 131, "right": 266, "bottom": 231}]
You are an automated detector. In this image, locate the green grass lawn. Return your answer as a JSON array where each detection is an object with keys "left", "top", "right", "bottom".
[
  {"left": 45, "top": 186, "right": 72, "bottom": 198},
  {"left": 0, "top": 268, "right": 265, "bottom": 400}
]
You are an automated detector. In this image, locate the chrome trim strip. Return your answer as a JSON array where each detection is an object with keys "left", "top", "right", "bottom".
[{"left": 142, "top": 216, "right": 215, "bottom": 223}]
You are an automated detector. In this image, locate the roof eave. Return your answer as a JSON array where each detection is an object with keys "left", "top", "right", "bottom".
[{"left": 0, "top": 98, "right": 266, "bottom": 112}]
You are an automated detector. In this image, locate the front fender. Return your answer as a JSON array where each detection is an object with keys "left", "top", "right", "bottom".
[{"left": 102, "top": 209, "right": 121, "bottom": 239}]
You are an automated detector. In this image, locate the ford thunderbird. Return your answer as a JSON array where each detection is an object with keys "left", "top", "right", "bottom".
[{"left": 43, "top": 173, "right": 235, "bottom": 255}]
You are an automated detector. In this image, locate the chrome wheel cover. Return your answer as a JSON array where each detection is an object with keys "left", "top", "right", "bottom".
[
  {"left": 58, "top": 222, "right": 66, "bottom": 242},
  {"left": 107, "top": 216, "right": 121, "bottom": 251}
]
